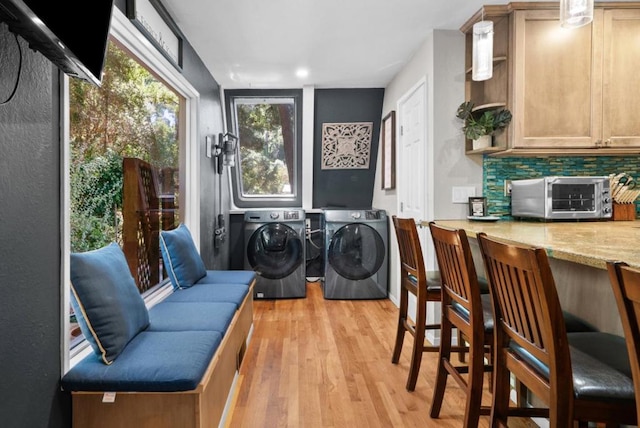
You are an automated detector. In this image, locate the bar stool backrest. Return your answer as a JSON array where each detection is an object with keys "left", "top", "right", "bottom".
[
  {"left": 607, "top": 260, "right": 640, "bottom": 422},
  {"left": 477, "top": 233, "right": 573, "bottom": 401}
]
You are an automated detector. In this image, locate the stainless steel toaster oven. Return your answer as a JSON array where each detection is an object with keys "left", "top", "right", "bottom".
[{"left": 511, "top": 176, "right": 612, "bottom": 220}]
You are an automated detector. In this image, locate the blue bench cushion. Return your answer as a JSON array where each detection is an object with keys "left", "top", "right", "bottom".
[
  {"left": 164, "top": 283, "right": 249, "bottom": 309},
  {"left": 160, "top": 223, "right": 207, "bottom": 289},
  {"left": 61, "top": 331, "right": 221, "bottom": 392},
  {"left": 148, "top": 301, "right": 237, "bottom": 334},
  {"left": 70, "top": 243, "right": 150, "bottom": 364},
  {"left": 197, "top": 270, "right": 256, "bottom": 286}
]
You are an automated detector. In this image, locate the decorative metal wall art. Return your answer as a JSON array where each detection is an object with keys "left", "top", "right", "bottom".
[{"left": 321, "top": 122, "right": 373, "bottom": 170}]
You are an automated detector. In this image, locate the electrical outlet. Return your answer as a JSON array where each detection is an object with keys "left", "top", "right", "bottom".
[
  {"left": 305, "top": 218, "right": 311, "bottom": 233},
  {"left": 504, "top": 180, "right": 512, "bottom": 196}
]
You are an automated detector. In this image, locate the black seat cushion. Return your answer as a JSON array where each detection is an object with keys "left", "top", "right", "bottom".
[
  {"left": 562, "top": 312, "right": 597, "bottom": 333},
  {"left": 570, "top": 332, "right": 635, "bottom": 403},
  {"left": 509, "top": 332, "right": 635, "bottom": 404},
  {"left": 450, "top": 294, "right": 494, "bottom": 332}
]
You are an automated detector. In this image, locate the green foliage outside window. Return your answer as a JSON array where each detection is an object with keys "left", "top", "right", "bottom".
[
  {"left": 236, "top": 102, "right": 294, "bottom": 195},
  {"left": 69, "top": 43, "right": 179, "bottom": 252}
]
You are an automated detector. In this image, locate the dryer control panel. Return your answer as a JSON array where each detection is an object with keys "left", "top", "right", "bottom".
[
  {"left": 284, "top": 211, "right": 300, "bottom": 220},
  {"left": 365, "top": 210, "right": 381, "bottom": 220}
]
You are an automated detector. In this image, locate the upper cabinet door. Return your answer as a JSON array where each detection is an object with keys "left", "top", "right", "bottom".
[
  {"left": 511, "top": 9, "right": 603, "bottom": 149},
  {"left": 602, "top": 9, "right": 640, "bottom": 148}
]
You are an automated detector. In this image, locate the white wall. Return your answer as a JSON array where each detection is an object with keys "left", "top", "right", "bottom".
[{"left": 373, "top": 29, "right": 483, "bottom": 304}]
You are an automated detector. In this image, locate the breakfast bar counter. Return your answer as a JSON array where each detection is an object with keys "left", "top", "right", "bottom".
[
  {"left": 429, "top": 219, "right": 640, "bottom": 335},
  {"left": 431, "top": 219, "right": 640, "bottom": 270}
]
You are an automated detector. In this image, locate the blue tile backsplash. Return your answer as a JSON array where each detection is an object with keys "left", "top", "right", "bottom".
[{"left": 482, "top": 156, "right": 640, "bottom": 218}]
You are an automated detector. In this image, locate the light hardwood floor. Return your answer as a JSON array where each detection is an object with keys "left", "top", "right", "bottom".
[{"left": 225, "top": 281, "right": 538, "bottom": 428}]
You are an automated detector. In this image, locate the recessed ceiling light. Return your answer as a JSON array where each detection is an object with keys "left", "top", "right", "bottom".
[{"left": 295, "top": 68, "right": 309, "bottom": 79}]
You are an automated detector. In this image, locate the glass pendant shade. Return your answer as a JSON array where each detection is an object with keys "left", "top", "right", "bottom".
[
  {"left": 560, "top": 0, "right": 594, "bottom": 28},
  {"left": 223, "top": 140, "right": 236, "bottom": 167},
  {"left": 472, "top": 20, "right": 493, "bottom": 81}
]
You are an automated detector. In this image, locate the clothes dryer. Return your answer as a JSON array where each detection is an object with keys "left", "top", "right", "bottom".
[
  {"left": 244, "top": 209, "right": 306, "bottom": 299},
  {"left": 323, "top": 209, "right": 388, "bottom": 299}
]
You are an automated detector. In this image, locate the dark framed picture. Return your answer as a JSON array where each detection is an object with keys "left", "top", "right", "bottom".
[
  {"left": 469, "top": 197, "right": 487, "bottom": 217},
  {"left": 127, "top": 0, "right": 184, "bottom": 70},
  {"left": 381, "top": 111, "right": 396, "bottom": 190}
]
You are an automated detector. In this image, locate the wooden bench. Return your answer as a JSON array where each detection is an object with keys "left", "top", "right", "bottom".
[{"left": 65, "top": 283, "right": 253, "bottom": 428}]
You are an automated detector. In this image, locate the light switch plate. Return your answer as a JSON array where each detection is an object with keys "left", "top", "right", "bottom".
[{"left": 452, "top": 186, "right": 476, "bottom": 204}]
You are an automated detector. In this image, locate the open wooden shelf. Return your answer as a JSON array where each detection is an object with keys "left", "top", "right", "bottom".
[
  {"left": 471, "top": 102, "right": 507, "bottom": 113},
  {"left": 465, "top": 56, "right": 508, "bottom": 75}
]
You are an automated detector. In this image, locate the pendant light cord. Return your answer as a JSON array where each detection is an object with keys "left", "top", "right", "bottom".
[{"left": 1, "top": 34, "right": 22, "bottom": 105}]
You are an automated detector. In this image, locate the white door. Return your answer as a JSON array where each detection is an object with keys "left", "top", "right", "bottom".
[
  {"left": 398, "top": 79, "right": 427, "bottom": 244},
  {"left": 397, "top": 78, "right": 440, "bottom": 344}
]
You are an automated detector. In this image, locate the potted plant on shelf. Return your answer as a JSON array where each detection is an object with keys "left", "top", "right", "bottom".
[{"left": 456, "top": 101, "right": 512, "bottom": 150}]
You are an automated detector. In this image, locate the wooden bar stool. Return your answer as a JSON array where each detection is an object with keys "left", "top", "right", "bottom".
[
  {"left": 607, "top": 260, "right": 640, "bottom": 424},
  {"left": 478, "top": 233, "right": 636, "bottom": 427},
  {"left": 390, "top": 217, "right": 493, "bottom": 391},
  {"left": 428, "top": 222, "right": 493, "bottom": 427},
  {"left": 390, "top": 216, "right": 443, "bottom": 391}
]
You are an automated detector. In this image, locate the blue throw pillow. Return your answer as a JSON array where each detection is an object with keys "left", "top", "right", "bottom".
[
  {"left": 70, "top": 243, "right": 150, "bottom": 364},
  {"left": 160, "top": 223, "right": 207, "bottom": 289}
]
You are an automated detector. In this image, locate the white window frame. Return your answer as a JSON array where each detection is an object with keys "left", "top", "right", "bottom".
[
  {"left": 225, "top": 89, "right": 303, "bottom": 209},
  {"left": 61, "top": 7, "right": 201, "bottom": 372}
]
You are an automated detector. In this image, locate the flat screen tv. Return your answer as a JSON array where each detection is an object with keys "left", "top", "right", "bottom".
[{"left": 0, "top": 0, "right": 114, "bottom": 86}]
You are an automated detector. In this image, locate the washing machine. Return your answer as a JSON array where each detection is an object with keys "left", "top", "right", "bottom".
[
  {"left": 244, "top": 209, "right": 306, "bottom": 299},
  {"left": 323, "top": 208, "right": 388, "bottom": 299}
]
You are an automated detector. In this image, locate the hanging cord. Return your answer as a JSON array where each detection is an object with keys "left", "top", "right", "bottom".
[{"left": 1, "top": 33, "right": 22, "bottom": 105}]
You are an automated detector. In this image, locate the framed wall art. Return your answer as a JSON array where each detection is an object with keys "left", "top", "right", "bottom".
[
  {"left": 321, "top": 122, "right": 373, "bottom": 170},
  {"left": 381, "top": 111, "right": 396, "bottom": 190}
]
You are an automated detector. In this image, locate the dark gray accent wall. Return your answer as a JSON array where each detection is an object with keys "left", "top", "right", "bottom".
[
  {"left": 313, "top": 88, "right": 385, "bottom": 209},
  {"left": 0, "top": 2, "right": 227, "bottom": 425},
  {"left": 181, "top": 33, "right": 230, "bottom": 270},
  {"left": 0, "top": 26, "right": 70, "bottom": 428}
]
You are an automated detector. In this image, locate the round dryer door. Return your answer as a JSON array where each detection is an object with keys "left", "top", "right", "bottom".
[
  {"left": 328, "top": 223, "right": 385, "bottom": 280},
  {"left": 247, "top": 223, "right": 303, "bottom": 279}
]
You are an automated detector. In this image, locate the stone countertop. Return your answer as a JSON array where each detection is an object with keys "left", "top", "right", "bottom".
[{"left": 430, "top": 219, "right": 640, "bottom": 270}]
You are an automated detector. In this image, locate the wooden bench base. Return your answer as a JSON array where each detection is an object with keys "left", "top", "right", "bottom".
[{"left": 70, "top": 291, "right": 254, "bottom": 428}]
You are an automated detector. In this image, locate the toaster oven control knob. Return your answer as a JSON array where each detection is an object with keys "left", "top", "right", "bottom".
[
  {"left": 604, "top": 206, "right": 612, "bottom": 214},
  {"left": 603, "top": 197, "right": 611, "bottom": 204}
]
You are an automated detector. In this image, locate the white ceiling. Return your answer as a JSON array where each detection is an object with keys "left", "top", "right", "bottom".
[{"left": 161, "top": 0, "right": 554, "bottom": 89}]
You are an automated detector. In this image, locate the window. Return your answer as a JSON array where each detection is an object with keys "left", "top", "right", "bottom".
[
  {"left": 68, "top": 40, "right": 181, "bottom": 350},
  {"left": 225, "top": 89, "right": 302, "bottom": 208},
  {"left": 63, "top": 8, "right": 201, "bottom": 371}
]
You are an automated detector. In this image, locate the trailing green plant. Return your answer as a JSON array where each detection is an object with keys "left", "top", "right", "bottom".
[{"left": 456, "top": 101, "right": 512, "bottom": 140}]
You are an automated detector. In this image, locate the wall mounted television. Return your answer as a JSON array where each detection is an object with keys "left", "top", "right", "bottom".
[{"left": 0, "top": 0, "right": 114, "bottom": 86}]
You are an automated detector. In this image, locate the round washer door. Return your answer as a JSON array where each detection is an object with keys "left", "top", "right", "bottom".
[
  {"left": 247, "top": 223, "right": 303, "bottom": 279},
  {"left": 328, "top": 223, "right": 385, "bottom": 280}
]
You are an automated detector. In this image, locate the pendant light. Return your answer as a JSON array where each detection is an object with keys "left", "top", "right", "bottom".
[
  {"left": 560, "top": 0, "right": 594, "bottom": 28},
  {"left": 472, "top": 20, "right": 494, "bottom": 81}
]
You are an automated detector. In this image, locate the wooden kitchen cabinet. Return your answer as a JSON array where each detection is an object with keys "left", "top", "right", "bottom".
[
  {"left": 511, "top": 8, "right": 601, "bottom": 149},
  {"left": 602, "top": 8, "right": 640, "bottom": 148},
  {"left": 461, "top": 2, "right": 640, "bottom": 156}
]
